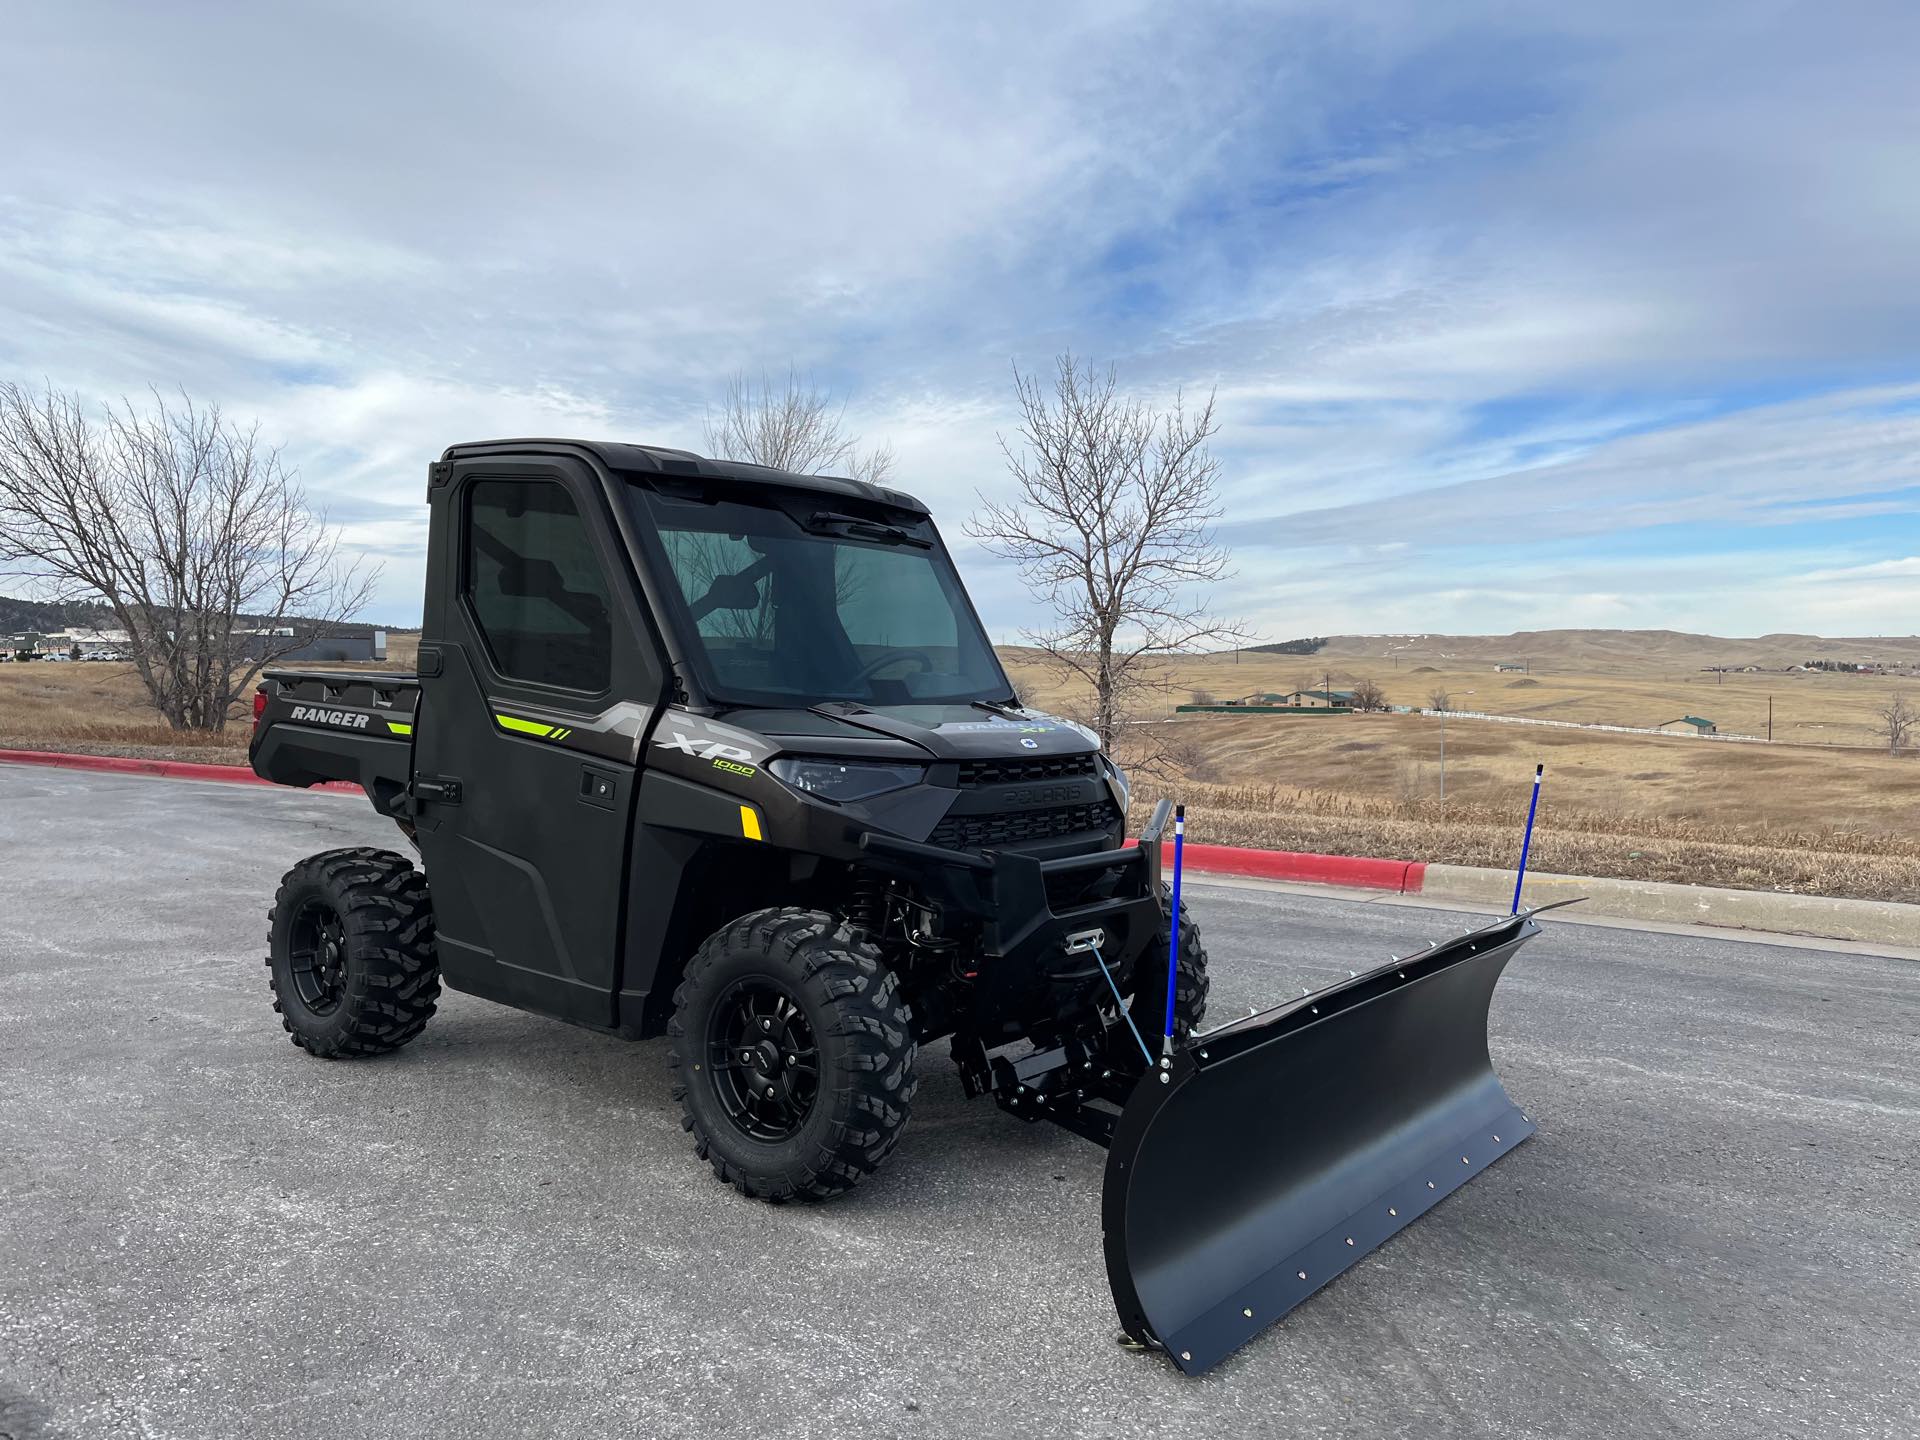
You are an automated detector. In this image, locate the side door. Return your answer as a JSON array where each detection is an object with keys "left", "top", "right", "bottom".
[{"left": 412, "top": 459, "right": 663, "bottom": 1026}]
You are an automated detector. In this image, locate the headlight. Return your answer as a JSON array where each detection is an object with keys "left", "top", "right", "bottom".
[
  {"left": 769, "top": 756, "right": 926, "bottom": 803},
  {"left": 1102, "top": 755, "right": 1131, "bottom": 810}
]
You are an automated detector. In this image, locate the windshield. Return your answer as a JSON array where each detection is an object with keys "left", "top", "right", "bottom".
[{"left": 633, "top": 488, "right": 1012, "bottom": 708}]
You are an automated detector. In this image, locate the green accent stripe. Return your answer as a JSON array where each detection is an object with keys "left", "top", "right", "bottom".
[
  {"left": 386, "top": 721, "right": 414, "bottom": 736},
  {"left": 495, "top": 713, "right": 556, "bottom": 738}
]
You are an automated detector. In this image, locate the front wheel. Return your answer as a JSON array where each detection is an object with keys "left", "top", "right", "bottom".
[
  {"left": 1129, "top": 902, "right": 1210, "bottom": 1043},
  {"left": 668, "top": 908, "right": 918, "bottom": 1202}
]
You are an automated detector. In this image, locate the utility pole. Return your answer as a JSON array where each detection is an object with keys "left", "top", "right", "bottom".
[
  {"left": 1768, "top": 694, "right": 1773, "bottom": 742},
  {"left": 1439, "top": 711, "right": 1447, "bottom": 805}
]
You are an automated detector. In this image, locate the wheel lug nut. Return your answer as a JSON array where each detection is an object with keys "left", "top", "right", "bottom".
[
  {"left": 786, "top": 1054, "right": 796, "bottom": 1066},
  {"left": 761, "top": 1019, "right": 771, "bottom": 1031}
]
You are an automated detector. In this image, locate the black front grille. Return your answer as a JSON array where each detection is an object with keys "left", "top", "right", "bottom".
[
  {"left": 956, "top": 752, "right": 1099, "bottom": 788},
  {"left": 930, "top": 799, "right": 1120, "bottom": 851}
]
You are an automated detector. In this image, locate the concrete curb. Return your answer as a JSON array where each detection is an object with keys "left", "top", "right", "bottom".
[
  {"left": 1154, "top": 839, "right": 1424, "bottom": 892},
  {"left": 0, "top": 747, "right": 358, "bottom": 792},
  {"left": 1423, "top": 862, "right": 1919, "bottom": 948}
]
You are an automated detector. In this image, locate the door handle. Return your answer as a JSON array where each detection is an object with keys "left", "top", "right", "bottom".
[
  {"left": 412, "top": 776, "right": 463, "bottom": 806},
  {"left": 579, "top": 766, "right": 618, "bottom": 810}
]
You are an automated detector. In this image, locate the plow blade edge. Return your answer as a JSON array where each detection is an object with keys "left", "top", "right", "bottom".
[{"left": 1102, "top": 912, "right": 1541, "bottom": 1376}]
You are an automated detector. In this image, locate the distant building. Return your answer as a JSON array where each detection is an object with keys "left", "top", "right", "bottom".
[
  {"left": 2, "top": 625, "right": 385, "bottom": 663},
  {"left": 1493, "top": 662, "right": 1527, "bottom": 673},
  {"left": 50, "top": 628, "right": 130, "bottom": 656},
  {"left": 1659, "top": 715, "right": 1717, "bottom": 736},
  {"left": 1, "top": 629, "right": 119, "bottom": 657},
  {"left": 1283, "top": 688, "right": 1355, "bottom": 709}
]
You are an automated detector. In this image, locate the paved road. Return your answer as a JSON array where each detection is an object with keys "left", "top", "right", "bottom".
[{"left": 2, "top": 765, "right": 1916, "bottom": 1439}]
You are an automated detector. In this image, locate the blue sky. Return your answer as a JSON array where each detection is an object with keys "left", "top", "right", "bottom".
[{"left": 2, "top": 1, "right": 1917, "bottom": 638}]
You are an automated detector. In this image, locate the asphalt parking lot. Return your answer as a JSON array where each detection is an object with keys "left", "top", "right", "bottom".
[{"left": 2, "top": 764, "right": 1916, "bottom": 1439}]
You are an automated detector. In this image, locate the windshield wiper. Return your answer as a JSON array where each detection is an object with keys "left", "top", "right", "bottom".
[{"left": 806, "top": 511, "right": 930, "bottom": 548}]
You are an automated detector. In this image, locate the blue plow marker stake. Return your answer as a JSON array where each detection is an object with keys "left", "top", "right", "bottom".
[
  {"left": 1162, "top": 804, "right": 1186, "bottom": 1057},
  {"left": 1511, "top": 764, "right": 1544, "bottom": 915}
]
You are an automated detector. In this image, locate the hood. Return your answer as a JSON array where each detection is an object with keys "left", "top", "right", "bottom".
[{"left": 720, "top": 702, "right": 1101, "bottom": 762}]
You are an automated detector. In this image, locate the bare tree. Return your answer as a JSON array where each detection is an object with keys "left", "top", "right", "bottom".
[
  {"left": 1877, "top": 693, "right": 1916, "bottom": 755},
  {"left": 1427, "top": 688, "right": 1452, "bottom": 712},
  {"left": 1348, "top": 676, "right": 1386, "bottom": 712},
  {"left": 0, "top": 384, "right": 374, "bottom": 732},
  {"left": 966, "top": 354, "right": 1244, "bottom": 766},
  {"left": 705, "top": 369, "right": 893, "bottom": 484}
]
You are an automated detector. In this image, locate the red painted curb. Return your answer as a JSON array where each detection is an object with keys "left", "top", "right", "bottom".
[
  {"left": 1151, "top": 839, "right": 1426, "bottom": 893},
  {"left": 1, "top": 748, "right": 1426, "bottom": 893},
  {"left": 0, "top": 747, "right": 358, "bottom": 793}
]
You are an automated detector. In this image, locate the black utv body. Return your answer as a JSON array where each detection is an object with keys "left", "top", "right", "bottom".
[{"left": 252, "top": 439, "right": 1205, "bottom": 1200}]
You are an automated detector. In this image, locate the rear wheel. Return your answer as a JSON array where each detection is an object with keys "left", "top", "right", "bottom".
[
  {"left": 669, "top": 908, "right": 917, "bottom": 1202},
  {"left": 1129, "top": 902, "right": 1210, "bottom": 1043},
  {"left": 266, "top": 848, "right": 439, "bottom": 1058}
]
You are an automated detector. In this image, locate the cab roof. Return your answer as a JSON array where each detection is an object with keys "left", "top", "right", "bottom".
[{"left": 440, "top": 438, "right": 929, "bottom": 515}]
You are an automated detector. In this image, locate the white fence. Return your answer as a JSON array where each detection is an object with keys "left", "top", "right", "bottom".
[{"left": 1416, "top": 709, "right": 1769, "bottom": 744}]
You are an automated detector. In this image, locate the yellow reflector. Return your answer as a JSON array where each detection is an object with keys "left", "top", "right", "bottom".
[
  {"left": 386, "top": 721, "right": 413, "bottom": 736},
  {"left": 739, "top": 805, "right": 763, "bottom": 841}
]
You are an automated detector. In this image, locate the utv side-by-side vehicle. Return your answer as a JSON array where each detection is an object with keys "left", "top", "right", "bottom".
[{"left": 251, "top": 439, "right": 1554, "bottom": 1374}]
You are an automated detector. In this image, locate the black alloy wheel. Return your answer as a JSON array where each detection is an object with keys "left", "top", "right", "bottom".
[
  {"left": 707, "top": 979, "right": 820, "bottom": 1141},
  {"left": 286, "top": 898, "right": 351, "bottom": 1016}
]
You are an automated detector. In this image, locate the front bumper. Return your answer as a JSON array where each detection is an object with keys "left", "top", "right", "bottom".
[{"left": 857, "top": 799, "right": 1174, "bottom": 1035}]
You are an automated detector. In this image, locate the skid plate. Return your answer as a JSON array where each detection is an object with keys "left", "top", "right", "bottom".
[{"left": 1102, "top": 912, "right": 1541, "bottom": 1376}]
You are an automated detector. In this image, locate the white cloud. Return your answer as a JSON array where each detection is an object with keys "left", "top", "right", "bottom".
[
  {"left": 1, "top": 1, "right": 1918, "bottom": 634},
  {"left": 1796, "top": 557, "right": 1920, "bottom": 584},
  {"left": 1232, "top": 384, "right": 1920, "bottom": 549}
]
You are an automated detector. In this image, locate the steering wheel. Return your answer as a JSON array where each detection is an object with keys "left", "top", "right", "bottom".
[{"left": 852, "top": 648, "right": 934, "bottom": 682}]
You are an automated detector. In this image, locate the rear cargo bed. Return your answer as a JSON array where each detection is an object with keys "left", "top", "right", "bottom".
[{"left": 249, "top": 668, "right": 419, "bottom": 813}]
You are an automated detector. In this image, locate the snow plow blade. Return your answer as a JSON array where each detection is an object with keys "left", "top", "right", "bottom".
[{"left": 1102, "top": 911, "right": 1542, "bottom": 1376}]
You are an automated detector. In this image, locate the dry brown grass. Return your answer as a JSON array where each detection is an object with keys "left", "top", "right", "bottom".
[
  {"left": 0, "top": 662, "right": 249, "bottom": 762},
  {"left": 1007, "top": 645, "right": 1920, "bottom": 749},
  {"left": 0, "top": 633, "right": 419, "bottom": 764},
  {"left": 1103, "top": 710, "right": 1920, "bottom": 835},
  {"left": 1128, "top": 778, "right": 1920, "bottom": 903},
  {"left": 1008, "top": 642, "right": 1920, "bottom": 901}
]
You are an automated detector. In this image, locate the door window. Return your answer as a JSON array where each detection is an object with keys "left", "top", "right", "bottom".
[{"left": 466, "top": 480, "right": 612, "bottom": 693}]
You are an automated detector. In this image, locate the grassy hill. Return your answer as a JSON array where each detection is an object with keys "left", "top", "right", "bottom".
[
  {"left": 1000, "top": 633, "right": 1920, "bottom": 899},
  {"left": 1309, "top": 628, "right": 1920, "bottom": 674},
  {"left": 1007, "top": 635, "right": 1920, "bottom": 750}
]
